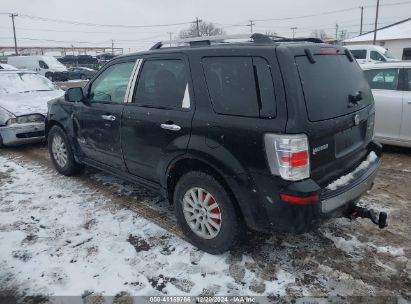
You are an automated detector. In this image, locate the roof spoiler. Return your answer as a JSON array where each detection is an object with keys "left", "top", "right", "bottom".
[{"left": 150, "top": 33, "right": 324, "bottom": 50}]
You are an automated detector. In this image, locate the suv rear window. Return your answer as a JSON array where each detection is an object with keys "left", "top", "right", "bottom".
[
  {"left": 296, "top": 54, "right": 372, "bottom": 122},
  {"left": 202, "top": 57, "right": 276, "bottom": 118}
]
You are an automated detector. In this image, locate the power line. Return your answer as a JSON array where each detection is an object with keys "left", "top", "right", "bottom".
[
  {"left": 249, "top": 1, "right": 411, "bottom": 22},
  {"left": 15, "top": 13, "right": 192, "bottom": 28}
]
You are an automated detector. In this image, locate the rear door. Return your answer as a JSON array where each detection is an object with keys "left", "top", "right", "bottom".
[
  {"left": 288, "top": 46, "right": 376, "bottom": 185},
  {"left": 364, "top": 67, "right": 402, "bottom": 141},
  {"left": 73, "top": 59, "right": 136, "bottom": 170},
  {"left": 400, "top": 68, "right": 411, "bottom": 142},
  {"left": 121, "top": 54, "right": 194, "bottom": 182}
]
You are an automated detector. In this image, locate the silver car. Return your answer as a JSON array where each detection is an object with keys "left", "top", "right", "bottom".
[
  {"left": 362, "top": 62, "right": 411, "bottom": 148},
  {"left": 0, "top": 70, "right": 64, "bottom": 146}
]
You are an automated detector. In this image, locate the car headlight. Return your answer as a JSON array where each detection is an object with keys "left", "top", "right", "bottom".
[
  {"left": 6, "top": 114, "right": 44, "bottom": 125},
  {"left": 6, "top": 117, "right": 17, "bottom": 126}
]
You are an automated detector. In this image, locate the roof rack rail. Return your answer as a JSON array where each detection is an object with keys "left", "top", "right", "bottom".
[{"left": 150, "top": 33, "right": 323, "bottom": 50}]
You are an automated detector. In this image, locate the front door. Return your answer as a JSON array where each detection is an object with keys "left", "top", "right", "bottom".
[
  {"left": 73, "top": 60, "right": 136, "bottom": 170},
  {"left": 121, "top": 55, "right": 194, "bottom": 182},
  {"left": 400, "top": 68, "right": 411, "bottom": 142},
  {"left": 364, "top": 68, "right": 402, "bottom": 141}
]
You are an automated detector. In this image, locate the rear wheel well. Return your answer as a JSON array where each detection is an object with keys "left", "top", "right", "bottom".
[{"left": 167, "top": 158, "right": 243, "bottom": 217}]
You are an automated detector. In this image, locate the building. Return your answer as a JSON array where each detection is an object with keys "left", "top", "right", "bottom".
[{"left": 344, "top": 18, "right": 411, "bottom": 60}]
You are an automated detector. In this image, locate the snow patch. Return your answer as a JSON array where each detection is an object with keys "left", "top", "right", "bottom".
[{"left": 326, "top": 152, "right": 378, "bottom": 191}]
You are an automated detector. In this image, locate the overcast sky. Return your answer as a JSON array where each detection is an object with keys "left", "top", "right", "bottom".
[{"left": 0, "top": 0, "right": 410, "bottom": 54}]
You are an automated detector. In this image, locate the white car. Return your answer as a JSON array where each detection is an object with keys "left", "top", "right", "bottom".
[
  {"left": 8, "top": 55, "right": 69, "bottom": 81},
  {"left": 362, "top": 62, "right": 411, "bottom": 148},
  {"left": 0, "top": 63, "right": 18, "bottom": 70},
  {"left": 0, "top": 69, "right": 64, "bottom": 146},
  {"left": 347, "top": 45, "right": 398, "bottom": 64}
]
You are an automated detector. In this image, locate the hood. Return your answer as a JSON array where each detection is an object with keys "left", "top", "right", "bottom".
[
  {"left": 49, "top": 66, "right": 68, "bottom": 72},
  {"left": 0, "top": 90, "right": 64, "bottom": 116}
]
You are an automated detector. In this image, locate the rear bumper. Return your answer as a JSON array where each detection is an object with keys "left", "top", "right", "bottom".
[
  {"left": 0, "top": 122, "right": 45, "bottom": 146},
  {"left": 240, "top": 141, "right": 382, "bottom": 232}
]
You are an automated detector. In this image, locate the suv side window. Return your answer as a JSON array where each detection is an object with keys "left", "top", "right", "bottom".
[
  {"left": 350, "top": 50, "right": 366, "bottom": 60},
  {"left": 364, "top": 68, "right": 399, "bottom": 90},
  {"left": 89, "top": 61, "right": 135, "bottom": 103},
  {"left": 39, "top": 60, "right": 49, "bottom": 69},
  {"left": 370, "top": 51, "right": 386, "bottom": 62},
  {"left": 202, "top": 56, "right": 275, "bottom": 117},
  {"left": 407, "top": 69, "right": 411, "bottom": 91},
  {"left": 133, "top": 59, "right": 190, "bottom": 110}
]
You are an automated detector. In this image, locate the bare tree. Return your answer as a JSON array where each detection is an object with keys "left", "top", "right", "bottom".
[
  {"left": 310, "top": 30, "right": 329, "bottom": 39},
  {"left": 179, "top": 21, "right": 225, "bottom": 38},
  {"left": 265, "top": 31, "right": 279, "bottom": 37}
]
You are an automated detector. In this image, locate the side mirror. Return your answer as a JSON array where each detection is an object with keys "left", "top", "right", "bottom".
[{"left": 65, "top": 87, "right": 84, "bottom": 102}]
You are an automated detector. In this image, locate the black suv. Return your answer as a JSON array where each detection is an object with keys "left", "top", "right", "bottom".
[{"left": 46, "top": 34, "right": 382, "bottom": 254}]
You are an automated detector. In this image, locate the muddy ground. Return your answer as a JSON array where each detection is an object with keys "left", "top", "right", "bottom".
[{"left": 0, "top": 144, "right": 410, "bottom": 302}]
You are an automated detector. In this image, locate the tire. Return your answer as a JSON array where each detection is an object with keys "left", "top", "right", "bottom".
[
  {"left": 48, "top": 125, "right": 82, "bottom": 176},
  {"left": 0, "top": 133, "right": 4, "bottom": 148},
  {"left": 174, "top": 171, "right": 246, "bottom": 254}
]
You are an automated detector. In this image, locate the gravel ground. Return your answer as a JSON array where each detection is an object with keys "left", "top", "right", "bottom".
[{"left": 0, "top": 144, "right": 410, "bottom": 302}]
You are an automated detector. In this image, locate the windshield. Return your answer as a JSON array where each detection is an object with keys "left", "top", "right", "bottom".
[
  {"left": 384, "top": 49, "right": 396, "bottom": 59},
  {"left": 0, "top": 72, "right": 56, "bottom": 94}
]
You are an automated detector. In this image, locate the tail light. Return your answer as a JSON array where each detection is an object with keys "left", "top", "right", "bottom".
[
  {"left": 264, "top": 134, "right": 310, "bottom": 181},
  {"left": 366, "top": 114, "right": 375, "bottom": 141}
]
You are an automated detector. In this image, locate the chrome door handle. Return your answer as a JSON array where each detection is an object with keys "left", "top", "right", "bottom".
[
  {"left": 160, "top": 123, "right": 181, "bottom": 131},
  {"left": 408, "top": 100, "right": 411, "bottom": 104},
  {"left": 101, "top": 114, "right": 116, "bottom": 121}
]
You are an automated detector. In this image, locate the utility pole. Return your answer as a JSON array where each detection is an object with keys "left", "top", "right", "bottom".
[
  {"left": 194, "top": 17, "right": 201, "bottom": 37},
  {"left": 168, "top": 32, "right": 172, "bottom": 46},
  {"left": 373, "top": 0, "right": 380, "bottom": 45},
  {"left": 111, "top": 40, "right": 114, "bottom": 55},
  {"left": 335, "top": 23, "right": 339, "bottom": 42},
  {"left": 248, "top": 20, "right": 255, "bottom": 34},
  {"left": 360, "top": 6, "right": 364, "bottom": 35},
  {"left": 291, "top": 27, "right": 297, "bottom": 39},
  {"left": 9, "top": 13, "right": 18, "bottom": 55}
]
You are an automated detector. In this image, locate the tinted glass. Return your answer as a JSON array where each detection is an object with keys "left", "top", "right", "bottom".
[
  {"left": 407, "top": 69, "right": 411, "bottom": 91},
  {"left": 202, "top": 57, "right": 260, "bottom": 117},
  {"left": 350, "top": 50, "right": 366, "bottom": 60},
  {"left": 364, "top": 69, "right": 399, "bottom": 90},
  {"left": 296, "top": 54, "right": 373, "bottom": 121},
  {"left": 370, "top": 51, "right": 386, "bottom": 61},
  {"left": 90, "top": 61, "right": 134, "bottom": 103},
  {"left": 39, "top": 60, "right": 49, "bottom": 69},
  {"left": 134, "top": 59, "right": 189, "bottom": 109}
]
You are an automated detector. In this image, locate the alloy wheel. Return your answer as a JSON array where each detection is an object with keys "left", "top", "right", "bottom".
[
  {"left": 52, "top": 135, "right": 68, "bottom": 168},
  {"left": 182, "top": 187, "right": 222, "bottom": 239}
]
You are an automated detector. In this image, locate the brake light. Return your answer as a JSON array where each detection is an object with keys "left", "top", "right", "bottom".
[
  {"left": 280, "top": 194, "right": 319, "bottom": 205},
  {"left": 264, "top": 134, "right": 310, "bottom": 181},
  {"left": 320, "top": 47, "right": 338, "bottom": 54}
]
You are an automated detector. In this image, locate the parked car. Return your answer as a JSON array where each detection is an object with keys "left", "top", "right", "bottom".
[
  {"left": 57, "top": 55, "right": 77, "bottom": 66},
  {"left": 346, "top": 45, "right": 398, "bottom": 64},
  {"left": 0, "top": 63, "right": 17, "bottom": 70},
  {"left": 362, "top": 62, "right": 411, "bottom": 147},
  {"left": 0, "top": 70, "right": 64, "bottom": 146},
  {"left": 68, "top": 67, "right": 96, "bottom": 80},
  {"left": 8, "top": 55, "right": 69, "bottom": 81},
  {"left": 96, "top": 53, "right": 116, "bottom": 63},
  {"left": 46, "top": 34, "right": 383, "bottom": 253}
]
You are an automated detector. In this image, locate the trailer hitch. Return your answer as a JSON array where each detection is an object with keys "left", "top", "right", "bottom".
[{"left": 346, "top": 205, "right": 388, "bottom": 229}]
